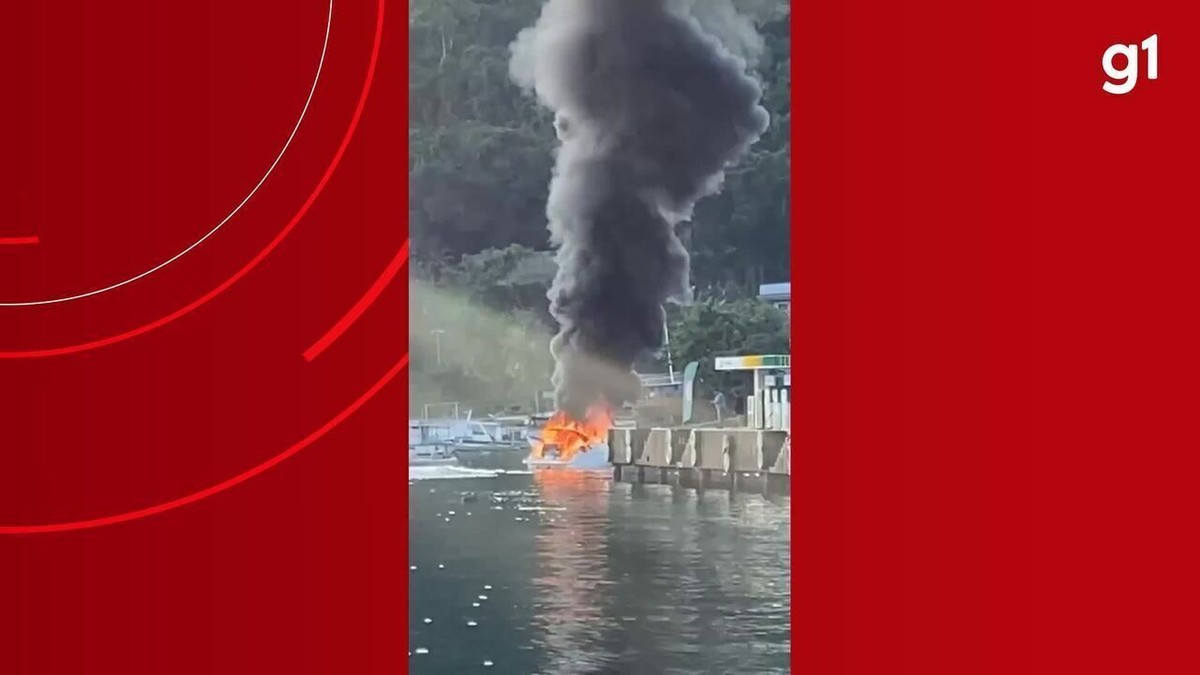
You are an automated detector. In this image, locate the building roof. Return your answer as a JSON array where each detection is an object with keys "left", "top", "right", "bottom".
[
  {"left": 638, "top": 372, "right": 683, "bottom": 388},
  {"left": 758, "top": 282, "right": 791, "bottom": 301}
]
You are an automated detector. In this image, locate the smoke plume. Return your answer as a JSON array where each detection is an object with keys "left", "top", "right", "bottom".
[{"left": 510, "top": 0, "right": 770, "bottom": 419}]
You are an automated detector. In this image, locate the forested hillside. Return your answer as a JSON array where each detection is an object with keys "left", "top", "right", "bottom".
[{"left": 409, "top": 0, "right": 791, "bottom": 413}]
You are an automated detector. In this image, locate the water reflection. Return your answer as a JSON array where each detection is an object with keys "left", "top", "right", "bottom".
[
  {"left": 528, "top": 472, "right": 791, "bottom": 674},
  {"left": 409, "top": 471, "right": 790, "bottom": 674},
  {"left": 531, "top": 471, "right": 617, "bottom": 674}
]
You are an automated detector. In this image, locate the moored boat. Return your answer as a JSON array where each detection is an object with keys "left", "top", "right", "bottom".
[
  {"left": 411, "top": 417, "right": 530, "bottom": 455},
  {"left": 523, "top": 441, "right": 611, "bottom": 470},
  {"left": 409, "top": 442, "right": 459, "bottom": 467},
  {"left": 523, "top": 409, "right": 613, "bottom": 471}
]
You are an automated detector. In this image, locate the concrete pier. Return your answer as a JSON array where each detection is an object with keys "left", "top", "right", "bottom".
[{"left": 608, "top": 427, "right": 790, "bottom": 495}]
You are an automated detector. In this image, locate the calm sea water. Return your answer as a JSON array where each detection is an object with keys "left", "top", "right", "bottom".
[{"left": 408, "top": 458, "right": 791, "bottom": 674}]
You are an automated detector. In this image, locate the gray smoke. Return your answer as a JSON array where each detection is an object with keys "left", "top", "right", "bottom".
[{"left": 510, "top": 0, "right": 770, "bottom": 419}]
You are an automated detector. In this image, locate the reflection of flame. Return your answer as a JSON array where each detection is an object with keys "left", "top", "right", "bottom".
[
  {"left": 533, "top": 466, "right": 610, "bottom": 492},
  {"left": 531, "top": 470, "right": 612, "bottom": 674},
  {"left": 530, "top": 404, "right": 613, "bottom": 461}
]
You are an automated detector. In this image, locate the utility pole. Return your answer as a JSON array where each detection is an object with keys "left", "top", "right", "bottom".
[
  {"left": 663, "top": 313, "right": 676, "bottom": 382},
  {"left": 431, "top": 328, "right": 445, "bottom": 366}
]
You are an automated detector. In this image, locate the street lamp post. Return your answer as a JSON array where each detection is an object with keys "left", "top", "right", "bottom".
[{"left": 431, "top": 328, "right": 445, "bottom": 366}]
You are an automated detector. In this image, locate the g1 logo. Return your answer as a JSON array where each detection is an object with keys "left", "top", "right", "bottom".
[{"left": 1103, "top": 34, "right": 1158, "bottom": 95}]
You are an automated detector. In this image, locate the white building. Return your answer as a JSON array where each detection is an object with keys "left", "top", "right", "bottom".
[{"left": 714, "top": 355, "right": 790, "bottom": 430}]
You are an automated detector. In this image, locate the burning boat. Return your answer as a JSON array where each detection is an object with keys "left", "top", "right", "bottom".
[{"left": 524, "top": 405, "right": 613, "bottom": 470}]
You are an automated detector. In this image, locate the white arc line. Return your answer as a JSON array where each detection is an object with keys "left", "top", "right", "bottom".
[{"left": 0, "top": 0, "right": 333, "bottom": 307}]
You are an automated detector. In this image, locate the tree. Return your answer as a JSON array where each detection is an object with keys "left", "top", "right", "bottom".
[
  {"left": 438, "top": 244, "right": 556, "bottom": 312},
  {"left": 409, "top": 0, "right": 556, "bottom": 261},
  {"left": 664, "top": 297, "right": 790, "bottom": 402},
  {"left": 408, "top": 1, "right": 793, "bottom": 413},
  {"left": 407, "top": 0, "right": 792, "bottom": 292},
  {"left": 409, "top": 278, "right": 555, "bottom": 415}
]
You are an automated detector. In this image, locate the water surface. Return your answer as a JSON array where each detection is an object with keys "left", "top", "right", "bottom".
[{"left": 409, "top": 463, "right": 791, "bottom": 674}]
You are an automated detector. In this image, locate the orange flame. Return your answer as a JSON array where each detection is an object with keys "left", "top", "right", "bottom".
[{"left": 530, "top": 404, "right": 613, "bottom": 461}]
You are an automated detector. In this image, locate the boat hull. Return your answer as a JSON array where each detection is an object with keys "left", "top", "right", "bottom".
[
  {"left": 410, "top": 457, "right": 459, "bottom": 467},
  {"left": 452, "top": 442, "right": 527, "bottom": 455},
  {"left": 523, "top": 443, "right": 611, "bottom": 471},
  {"left": 409, "top": 441, "right": 459, "bottom": 467}
]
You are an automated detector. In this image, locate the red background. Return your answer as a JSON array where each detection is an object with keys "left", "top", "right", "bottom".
[
  {"left": 795, "top": 1, "right": 1200, "bottom": 673},
  {"left": 7, "top": 0, "right": 1199, "bottom": 672},
  {"left": 1, "top": 1, "right": 407, "bottom": 673}
]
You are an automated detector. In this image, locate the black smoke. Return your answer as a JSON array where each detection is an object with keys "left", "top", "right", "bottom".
[{"left": 510, "top": 0, "right": 770, "bottom": 419}]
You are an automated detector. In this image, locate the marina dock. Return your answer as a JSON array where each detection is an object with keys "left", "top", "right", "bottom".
[{"left": 608, "top": 426, "right": 790, "bottom": 494}]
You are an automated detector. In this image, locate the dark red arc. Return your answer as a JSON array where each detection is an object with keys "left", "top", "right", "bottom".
[
  {"left": 0, "top": 0, "right": 385, "bottom": 360},
  {"left": 304, "top": 240, "right": 408, "bottom": 361},
  {"left": 0, "top": 352, "right": 408, "bottom": 535},
  {"left": 0, "top": 236, "right": 39, "bottom": 245}
]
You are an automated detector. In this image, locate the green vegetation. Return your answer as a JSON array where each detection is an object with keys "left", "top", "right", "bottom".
[
  {"left": 667, "top": 296, "right": 790, "bottom": 404},
  {"left": 409, "top": 0, "right": 791, "bottom": 414}
]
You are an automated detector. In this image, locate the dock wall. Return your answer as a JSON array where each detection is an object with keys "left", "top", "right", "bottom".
[{"left": 608, "top": 427, "right": 790, "bottom": 494}]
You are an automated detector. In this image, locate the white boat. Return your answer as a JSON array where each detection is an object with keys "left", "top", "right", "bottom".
[
  {"left": 522, "top": 422, "right": 611, "bottom": 471},
  {"left": 409, "top": 442, "right": 458, "bottom": 467},
  {"left": 523, "top": 443, "right": 611, "bottom": 470},
  {"left": 410, "top": 417, "right": 528, "bottom": 455},
  {"left": 449, "top": 421, "right": 528, "bottom": 453}
]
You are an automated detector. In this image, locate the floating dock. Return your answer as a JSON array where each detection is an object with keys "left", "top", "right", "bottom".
[{"left": 607, "top": 427, "right": 790, "bottom": 494}]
